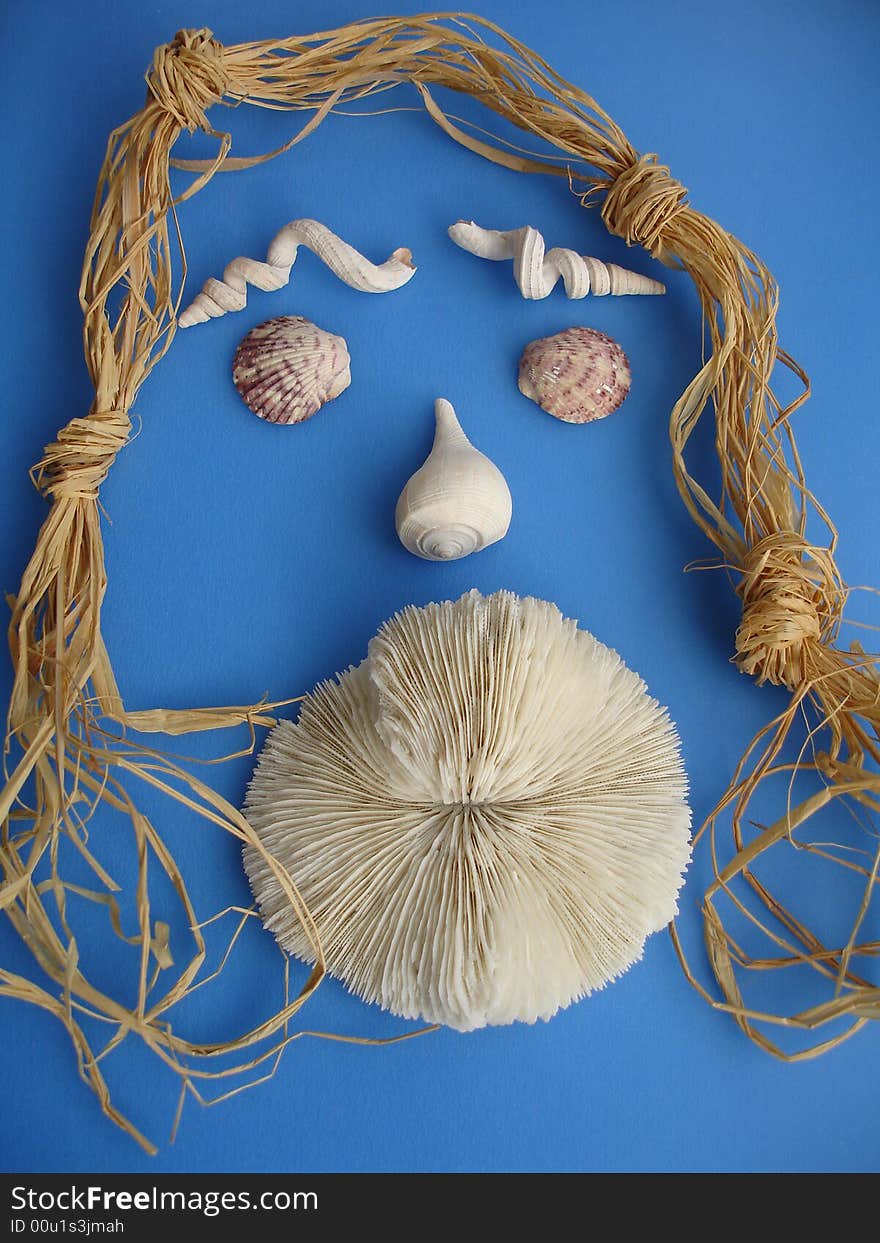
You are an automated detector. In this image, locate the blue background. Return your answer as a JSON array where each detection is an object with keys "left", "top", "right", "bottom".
[{"left": 1, "top": 0, "right": 878, "bottom": 1173}]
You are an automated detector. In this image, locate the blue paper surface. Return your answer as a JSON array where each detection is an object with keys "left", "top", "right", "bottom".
[{"left": 1, "top": 0, "right": 878, "bottom": 1173}]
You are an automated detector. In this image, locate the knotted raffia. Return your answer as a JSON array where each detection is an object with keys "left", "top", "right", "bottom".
[
  {"left": 147, "top": 29, "right": 231, "bottom": 131},
  {"left": 734, "top": 534, "right": 844, "bottom": 689},
  {"left": 34, "top": 409, "right": 132, "bottom": 500},
  {"left": 600, "top": 153, "right": 689, "bottom": 256},
  {"left": 2, "top": 14, "right": 878, "bottom": 1152}
]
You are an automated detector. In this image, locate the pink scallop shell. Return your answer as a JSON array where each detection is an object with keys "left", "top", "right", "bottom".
[
  {"left": 232, "top": 315, "right": 351, "bottom": 425},
  {"left": 518, "top": 326, "right": 631, "bottom": 424}
]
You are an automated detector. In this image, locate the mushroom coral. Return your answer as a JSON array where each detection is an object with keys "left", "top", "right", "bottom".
[{"left": 244, "top": 590, "right": 691, "bottom": 1030}]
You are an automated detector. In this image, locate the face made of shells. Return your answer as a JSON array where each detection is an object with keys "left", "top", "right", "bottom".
[
  {"left": 232, "top": 315, "right": 352, "bottom": 424},
  {"left": 518, "top": 326, "right": 631, "bottom": 424}
]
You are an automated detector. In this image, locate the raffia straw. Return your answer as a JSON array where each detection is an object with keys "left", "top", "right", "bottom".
[{"left": 2, "top": 14, "right": 878, "bottom": 1152}]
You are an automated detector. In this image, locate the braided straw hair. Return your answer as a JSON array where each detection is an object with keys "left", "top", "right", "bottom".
[{"left": 2, "top": 16, "right": 877, "bottom": 1151}]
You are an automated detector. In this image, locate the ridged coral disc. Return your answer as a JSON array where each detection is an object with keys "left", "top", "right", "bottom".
[
  {"left": 232, "top": 315, "right": 351, "bottom": 424},
  {"left": 518, "top": 326, "right": 631, "bottom": 423},
  {"left": 244, "top": 590, "right": 691, "bottom": 1030}
]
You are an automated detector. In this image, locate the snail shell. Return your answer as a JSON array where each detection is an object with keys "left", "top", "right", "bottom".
[
  {"left": 395, "top": 399, "right": 512, "bottom": 561},
  {"left": 232, "top": 315, "right": 351, "bottom": 424}
]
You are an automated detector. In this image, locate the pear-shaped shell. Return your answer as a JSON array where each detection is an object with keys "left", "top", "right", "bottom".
[
  {"left": 518, "top": 326, "right": 631, "bottom": 424},
  {"left": 395, "top": 399, "right": 512, "bottom": 560},
  {"left": 232, "top": 315, "right": 351, "bottom": 424}
]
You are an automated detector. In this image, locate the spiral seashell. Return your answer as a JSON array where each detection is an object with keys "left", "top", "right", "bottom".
[
  {"left": 448, "top": 220, "right": 665, "bottom": 299},
  {"left": 179, "top": 218, "right": 416, "bottom": 327},
  {"left": 395, "top": 399, "right": 512, "bottom": 560},
  {"left": 518, "top": 327, "right": 631, "bottom": 424},
  {"left": 232, "top": 316, "right": 351, "bottom": 424}
]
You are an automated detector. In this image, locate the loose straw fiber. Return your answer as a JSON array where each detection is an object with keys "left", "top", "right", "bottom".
[{"left": 2, "top": 14, "right": 878, "bottom": 1151}]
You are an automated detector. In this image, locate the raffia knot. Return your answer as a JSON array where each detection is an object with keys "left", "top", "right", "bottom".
[
  {"left": 33, "top": 410, "right": 132, "bottom": 502},
  {"left": 146, "top": 28, "right": 229, "bottom": 131},
  {"left": 734, "top": 533, "right": 844, "bottom": 689},
  {"left": 601, "top": 154, "right": 689, "bottom": 256}
]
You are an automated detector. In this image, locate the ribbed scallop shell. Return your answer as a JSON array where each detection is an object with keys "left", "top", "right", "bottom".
[
  {"left": 231, "top": 315, "right": 351, "bottom": 424},
  {"left": 518, "top": 326, "right": 631, "bottom": 424}
]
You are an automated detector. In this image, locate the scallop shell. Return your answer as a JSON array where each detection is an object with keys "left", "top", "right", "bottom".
[
  {"left": 231, "top": 315, "right": 351, "bottom": 424},
  {"left": 517, "top": 326, "right": 631, "bottom": 424}
]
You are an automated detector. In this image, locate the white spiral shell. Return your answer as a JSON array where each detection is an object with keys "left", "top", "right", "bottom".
[
  {"left": 448, "top": 220, "right": 666, "bottom": 299},
  {"left": 179, "top": 218, "right": 416, "bottom": 327},
  {"left": 395, "top": 399, "right": 512, "bottom": 560}
]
